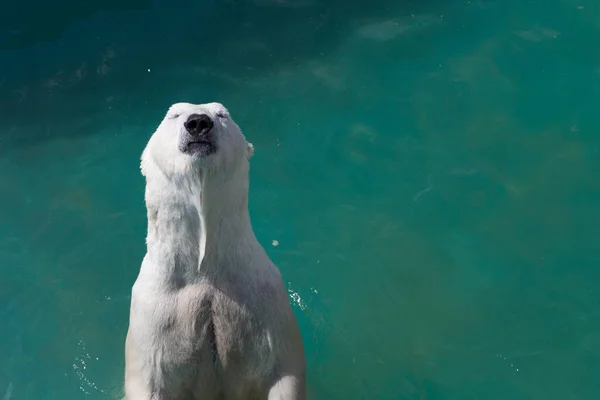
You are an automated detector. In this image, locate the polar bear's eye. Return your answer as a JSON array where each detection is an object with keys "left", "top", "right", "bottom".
[
  {"left": 216, "top": 112, "right": 227, "bottom": 119},
  {"left": 169, "top": 113, "right": 181, "bottom": 120}
]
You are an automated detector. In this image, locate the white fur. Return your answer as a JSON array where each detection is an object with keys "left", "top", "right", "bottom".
[{"left": 124, "top": 102, "right": 306, "bottom": 400}]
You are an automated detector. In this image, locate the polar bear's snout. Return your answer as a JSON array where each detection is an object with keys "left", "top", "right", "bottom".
[
  {"left": 179, "top": 113, "right": 217, "bottom": 157},
  {"left": 184, "top": 113, "right": 214, "bottom": 137}
]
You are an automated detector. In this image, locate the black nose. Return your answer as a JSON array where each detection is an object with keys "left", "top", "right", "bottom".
[{"left": 184, "top": 113, "right": 214, "bottom": 136}]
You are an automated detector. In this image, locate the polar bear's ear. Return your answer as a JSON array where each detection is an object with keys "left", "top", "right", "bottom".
[
  {"left": 246, "top": 142, "right": 255, "bottom": 159},
  {"left": 140, "top": 148, "right": 149, "bottom": 177}
]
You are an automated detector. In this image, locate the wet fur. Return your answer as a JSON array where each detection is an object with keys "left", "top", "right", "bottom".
[{"left": 124, "top": 102, "right": 305, "bottom": 400}]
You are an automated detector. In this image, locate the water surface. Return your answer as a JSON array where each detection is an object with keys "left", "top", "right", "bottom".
[{"left": 1, "top": 0, "right": 600, "bottom": 399}]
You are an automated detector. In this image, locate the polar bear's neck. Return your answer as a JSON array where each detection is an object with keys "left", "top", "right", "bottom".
[
  {"left": 197, "top": 168, "right": 256, "bottom": 263},
  {"left": 143, "top": 165, "right": 258, "bottom": 286}
]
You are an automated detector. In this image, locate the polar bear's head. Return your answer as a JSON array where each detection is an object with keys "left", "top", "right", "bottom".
[
  {"left": 140, "top": 103, "right": 256, "bottom": 274},
  {"left": 141, "top": 102, "right": 254, "bottom": 182}
]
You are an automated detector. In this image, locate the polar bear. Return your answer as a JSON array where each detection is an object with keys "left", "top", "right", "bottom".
[{"left": 124, "top": 102, "right": 306, "bottom": 400}]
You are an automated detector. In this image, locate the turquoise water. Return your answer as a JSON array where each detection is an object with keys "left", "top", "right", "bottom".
[{"left": 2, "top": 0, "right": 600, "bottom": 398}]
